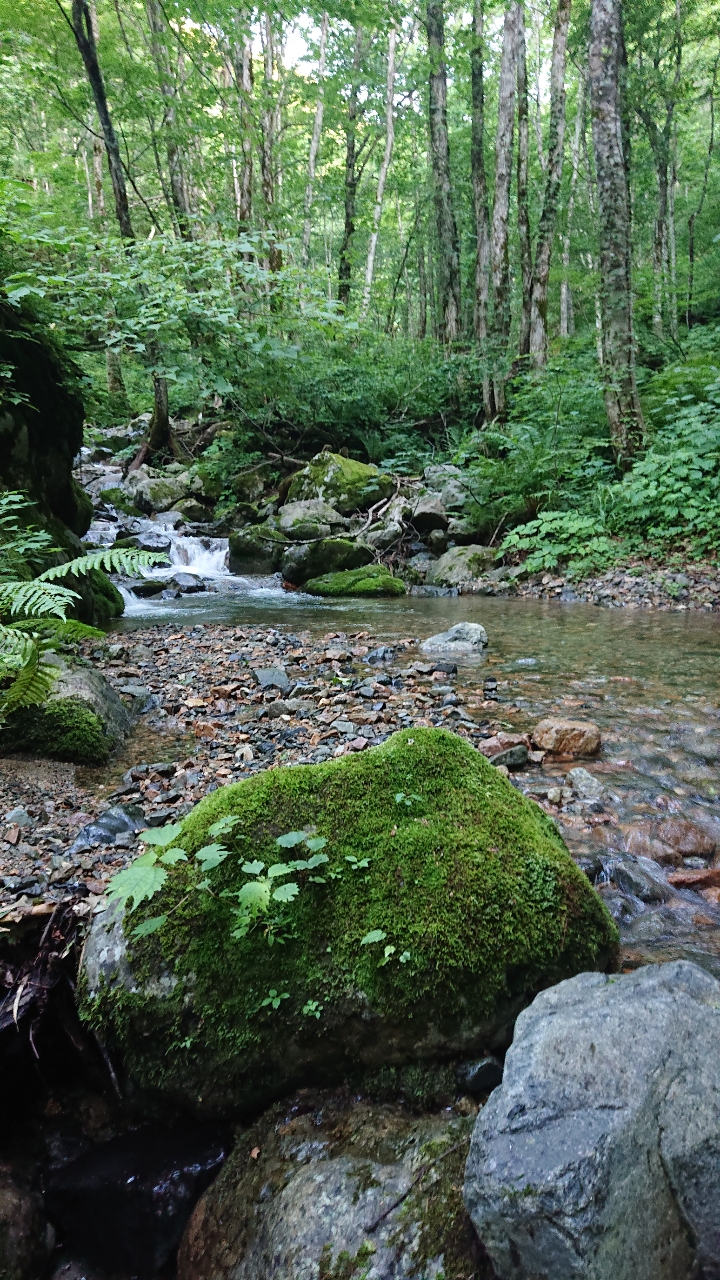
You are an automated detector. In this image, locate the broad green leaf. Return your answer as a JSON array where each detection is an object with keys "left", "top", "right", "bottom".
[
  {"left": 159, "top": 848, "right": 188, "bottom": 865},
  {"left": 195, "top": 843, "right": 229, "bottom": 870},
  {"left": 141, "top": 823, "right": 184, "bottom": 848},
  {"left": 305, "top": 836, "right": 327, "bottom": 853},
  {"left": 267, "top": 862, "right": 292, "bottom": 878},
  {"left": 237, "top": 879, "right": 271, "bottom": 913},
  {"left": 107, "top": 853, "right": 167, "bottom": 913},
  {"left": 306, "top": 852, "right": 329, "bottom": 869},
  {"left": 276, "top": 831, "right": 307, "bottom": 848},
  {"left": 241, "top": 860, "right": 265, "bottom": 875},
  {"left": 272, "top": 881, "right": 299, "bottom": 903},
  {"left": 208, "top": 815, "right": 242, "bottom": 837},
  {"left": 360, "top": 929, "right": 387, "bottom": 946},
  {"left": 131, "top": 914, "right": 168, "bottom": 939}
]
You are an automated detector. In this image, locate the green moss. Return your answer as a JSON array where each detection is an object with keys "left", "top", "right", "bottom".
[
  {"left": 88, "top": 568, "right": 124, "bottom": 622},
  {"left": 98, "top": 487, "right": 142, "bottom": 516},
  {"left": 318, "top": 1242, "right": 375, "bottom": 1280},
  {"left": 305, "top": 565, "right": 406, "bottom": 597},
  {"left": 228, "top": 522, "right": 286, "bottom": 573},
  {"left": 69, "top": 478, "right": 94, "bottom": 537},
  {"left": 0, "top": 697, "right": 112, "bottom": 763},
  {"left": 85, "top": 729, "right": 618, "bottom": 1106},
  {"left": 288, "top": 452, "right": 394, "bottom": 515}
]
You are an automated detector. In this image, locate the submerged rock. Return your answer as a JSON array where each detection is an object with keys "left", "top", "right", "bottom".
[
  {"left": 464, "top": 961, "right": 720, "bottom": 1280},
  {"left": 82, "top": 728, "right": 617, "bottom": 1113},
  {"left": 421, "top": 621, "right": 489, "bottom": 655},
  {"left": 532, "top": 718, "right": 601, "bottom": 757},
  {"left": 0, "top": 657, "right": 131, "bottom": 764},
  {"left": 178, "top": 1091, "right": 488, "bottom": 1280},
  {"left": 304, "top": 564, "right": 406, "bottom": 598},
  {"left": 287, "top": 452, "right": 394, "bottom": 514}
]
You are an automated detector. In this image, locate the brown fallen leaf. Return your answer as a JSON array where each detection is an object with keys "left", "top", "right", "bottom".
[{"left": 250, "top": 1146, "right": 261, "bottom": 1160}]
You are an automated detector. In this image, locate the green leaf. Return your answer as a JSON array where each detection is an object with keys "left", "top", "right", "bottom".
[
  {"left": 141, "top": 824, "right": 184, "bottom": 848},
  {"left": 267, "top": 862, "right": 292, "bottom": 878},
  {"left": 195, "top": 843, "right": 229, "bottom": 870},
  {"left": 208, "top": 815, "right": 242, "bottom": 837},
  {"left": 304, "top": 836, "right": 327, "bottom": 853},
  {"left": 272, "top": 881, "right": 299, "bottom": 903},
  {"left": 241, "top": 860, "right": 265, "bottom": 875},
  {"left": 306, "top": 852, "right": 329, "bottom": 869},
  {"left": 360, "top": 929, "right": 387, "bottom": 946},
  {"left": 237, "top": 879, "right": 271, "bottom": 913},
  {"left": 276, "top": 830, "right": 308, "bottom": 848},
  {"left": 159, "top": 848, "right": 188, "bottom": 866},
  {"left": 106, "top": 852, "right": 167, "bottom": 913},
  {"left": 130, "top": 914, "right": 168, "bottom": 938}
]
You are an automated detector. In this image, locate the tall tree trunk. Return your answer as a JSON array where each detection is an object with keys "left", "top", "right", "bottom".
[
  {"left": 361, "top": 27, "right": 397, "bottom": 317},
  {"left": 260, "top": 12, "right": 282, "bottom": 272},
  {"left": 471, "top": 0, "right": 494, "bottom": 416},
  {"left": 70, "top": 0, "right": 170, "bottom": 454},
  {"left": 667, "top": 126, "right": 678, "bottom": 340},
  {"left": 230, "top": 15, "right": 254, "bottom": 229},
  {"left": 490, "top": 1, "right": 521, "bottom": 413},
  {"left": 301, "top": 12, "right": 329, "bottom": 267},
  {"left": 426, "top": 0, "right": 461, "bottom": 342},
  {"left": 145, "top": 0, "right": 192, "bottom": 239},
  {"left": 687, "top": 54, "right": 718, "bottom": 327},
  {"left": 338, "top": 26, "right": 363, "bottom": 310},
  {"left": 528, "top": 0, "right": 572, "bottom": 365},
  {"left": 588, "top": 0, "right": 644, "bottom": 465},
  {"left": 560, "top": 74, "right": 585, "bottom": 337},
  {"left": 417, "top": 238, "right": 428, "bottom": 338},
  {"left": 516, "top": 11, "right": 532, "bottom": 358}
]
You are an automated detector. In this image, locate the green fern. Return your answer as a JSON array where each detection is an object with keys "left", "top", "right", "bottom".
[
  {"left": 7, "top": 618, "right": 105, "bottom": 643},
  {"left": 39, "top": 548, "right": 164, "bottom": 582}
]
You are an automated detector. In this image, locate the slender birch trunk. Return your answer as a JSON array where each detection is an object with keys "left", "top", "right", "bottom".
[
  {"left": 301, "top": 12, "right": 329, "bottom": 268},
  {"left": 687, "top": 54, "right": 718, "bottom": 327},
  {"left": 230, "top": 16, "right": 254, "bottom": 229},
  {"left": 260, "top": 12, "right": 282, "bottom": 272},
  {"left": 70, "top": 0, "right": 170, "bottom": 453},
  {"left": 144, "top": 0, "right": 192, "bottom": 239},
  {"left": 338, "top": 26, "right": 363, "bottom": 310},
  {"left": 517, "top": 12, "right": 532, "bottom": 357},
  {"left": 667, "top": 127, "right": 678, "bottom": 340},
  {"left": 528, "top": 0, "right": 572, "bottom": 365},
  {"left": 560, "top": 75, "right": 585, "bottom": 337},
  {"left": 361, "top": 27, "right": 397, "bottom": 317},
  {"left": 589, "top": 0, "right": 644, "bottom": 465},
  {"left": 426, "top": 0, "right": 461, "bottom": 342},
  {"left": 417, "top": 239, "right": 428, "bottom": 338},
  {"left": 471, "top": 0, "right": 493, "bottom": 415},
  {"left": 490, "top": 1, "right": 521, "bottom": 412}
]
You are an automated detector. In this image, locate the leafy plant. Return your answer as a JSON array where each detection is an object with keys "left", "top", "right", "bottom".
[{"left": 500, "top": 511, "right": 618, "bottom": 575}]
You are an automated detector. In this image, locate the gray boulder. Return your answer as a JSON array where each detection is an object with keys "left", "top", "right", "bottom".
[
  {"left": 123, "top": 465, "right": 191, "bottom": 514},
  {"left": 0, "top": 656, "right": 132, "bottom": 765},
  {"left": 421, "top": 622, "right": 488, "bottom": 656},
  {"left": 464, "top": 961, "right": 720, "bottom": 1280},
  {"left": 425, "top": 545, "right": 495, "bottom": 587},
  {"left": 423, "top": 463, "right": 471, "bottom": 512},
  {"left": 408, "top": 493, "right": 448, "bottom": 534},
  {"left": 228, "top": 523, "right": 286, "bottom": 574},
  {"left": 281, "top": 536, "right": 373, "bottom": 586},
  {"left": 277, "top": 499, "right": 348, "bottom": 541},
  {"left": 178, "top": 1091, "right": 482, "bottom": 1280}
]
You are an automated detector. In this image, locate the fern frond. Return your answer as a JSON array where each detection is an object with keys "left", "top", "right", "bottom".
[
  {"left": 7, "top": 618, "right": 105, "bottom": 643},
  {"left": 0, "top": 628, "right": 59, "bottom": 722},
  {"left": 0, "top": 625, "right": 38, "bottom": 672},
  {"left": 0, "top": 579, "right": 78, "bottom": 620},
  {"left": 39, "top": 548, "right": 167, "bottom": 582}
]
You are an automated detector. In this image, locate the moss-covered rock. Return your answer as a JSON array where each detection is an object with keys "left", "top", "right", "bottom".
[
  {"left": 305, "top": 564, "right": 406, "bottom": 597},
  {"left": 88, "top": 568, "right": 124, "bottom": 623},
  {"left": 282, "top": 537, "right": 373, "bottom": 586},
  {"left": 82, "top": 728, "right": 617, "bottom": 1113},
  {"left": 425, "top": 545, "right": 495, "bottom": 587},
  {"left": 0, "top": 658, "right": 131, "bottom": 764},
  {"left": 288, "top": 452, "right": 394, "bottom": 515},
  {"left": 122, "top": 465, "right": 191, "bottom": 514},
  {"left": 97, "top": 487, "right": 142, "bottom": 517},
  {"left": 278, "top": 499, "right": 348, "bottom": 541},
  {"left": 177, "top": 1090, "right": 490, "bottom": 1280},
  {"left": 228, "top": 522, "right": 286, "bottom": 574}
]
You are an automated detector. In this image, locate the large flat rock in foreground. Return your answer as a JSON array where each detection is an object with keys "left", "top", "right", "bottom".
[{"left": 464, "top": 960, "right": 720, "bottom": 1280}]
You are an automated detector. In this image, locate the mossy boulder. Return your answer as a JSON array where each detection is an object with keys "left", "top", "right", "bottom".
[
  {"left": 425, "top": 545, "right": 495, "bottom": 587},
  {"left": 228, "top": 523, "right": 286, "bottom": 574},
  {"left": 122, "top": 465, "right": 190, "bottom": 514},
  {"left": 0, "top": 658, "right": 131, "bottom": 764},
  {"left": 82, "top": 728, "right": 618, "bottom": 1114},
  {"left": 288, "top": 452, "right": 394, "bottom": 515},
  {"left": 282, "top": 537, "right": 372, "bottom": 586},
  {"left": 97, "top": 487, "right": 142, "bottom": 517},
  {"left": 305, "top": 564, "right": 406, "bottom": 597},
  {"left": 277, "top": 499, "right": 348, "bottom": 541},
  {"left": 88, "top": 568, "right": 124, "bottom": 623}
]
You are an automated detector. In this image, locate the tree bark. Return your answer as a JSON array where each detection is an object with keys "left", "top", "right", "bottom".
[
  {"left": 528, "top": 0, "right": 572, "bottom": 365},
  {"left": 471, "top": 0, "right": 493, "bottom": 415},
  {"left": 588, "top": 0, "right": 644, "bottom": 465},
  {"left": 417, "top": 239, "right": 428, "bottom": 338},
  {"left": 516, "top": 11, "right": 532, "bottom": 358},
  {"left": 301, "top": 12, "right": 329, "bottom": 268},
  {"left": 144, "top": 0, "right": 192, "bottom": 239},
  {"left": 260, "top": 12, "right": 282, "bottom": 272},
  {"left": 490, "top": 1, "right": 521, "bottom": 412},
  {"left": 687, "top": 53, "right": 718, "bottom": 327},
  {"left": 361, "top": 27, "right": 397, "bottom": 317},
  {"left": 338, "top": 26, "right": 363, "bottom": 310},
  {"left": 426, "top": 0, "right": 461, "bottom": 342},
  {"left": 560, "top": 74, "right": 585, "bottom": 337},
  {"left": 229, "top": 15, "right": 254, "bottom": 229}
]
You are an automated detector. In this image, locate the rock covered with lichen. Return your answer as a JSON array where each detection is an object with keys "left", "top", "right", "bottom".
[
  {"left": 177, "top": 1089, "right": 491, "bottom": 1280},
  {"left": 81, "top": 728, "right": 618, "bottom": 1113}
]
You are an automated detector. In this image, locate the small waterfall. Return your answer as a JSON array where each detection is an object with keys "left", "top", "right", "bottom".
[{"left": 165, "top": 530, "right": 229, "bottom": 576}]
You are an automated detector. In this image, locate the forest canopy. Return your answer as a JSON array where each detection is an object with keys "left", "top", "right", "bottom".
[{"left": 0, "top": 0, "right": 718, "bottom": 561}]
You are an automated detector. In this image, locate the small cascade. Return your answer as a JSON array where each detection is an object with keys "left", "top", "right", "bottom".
[{"left": 164, "top": 529, "right": 229, "bottom": 577}]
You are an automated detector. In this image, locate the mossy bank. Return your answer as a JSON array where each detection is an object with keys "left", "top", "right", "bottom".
[{"left": 82, "top": 728, "right": 618, "bottom": 1114}]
